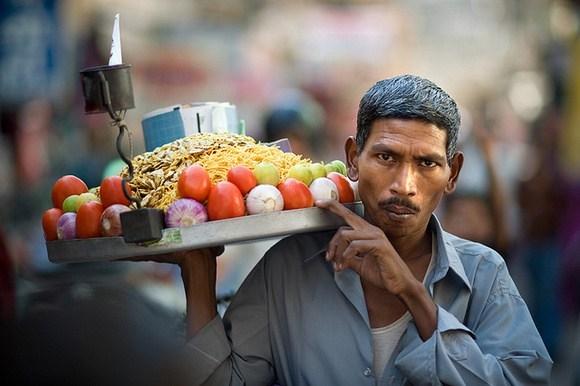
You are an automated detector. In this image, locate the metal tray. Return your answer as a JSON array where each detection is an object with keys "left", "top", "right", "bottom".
[{"left": 47, "top": 202, "right": 363, "bottom": 264}]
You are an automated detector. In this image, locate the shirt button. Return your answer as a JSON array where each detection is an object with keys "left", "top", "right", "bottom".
[{"left": 363, "top": 367, "right": 372, "bottom": 377}]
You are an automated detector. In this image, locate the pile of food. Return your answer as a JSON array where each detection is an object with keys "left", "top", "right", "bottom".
[
  {"left": 41, "top": 133, "right": 357, "bottom": 241},
  {"left": 124, "top": 133, "right": 307, "bottom": 209}
]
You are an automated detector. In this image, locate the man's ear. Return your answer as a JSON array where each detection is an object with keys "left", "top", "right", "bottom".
[
  {"left": 345, "top": 136, "right": 359, "bottom": 181},
  {"left": 445, "top": 151, "right": 464, "bottom": 194}
]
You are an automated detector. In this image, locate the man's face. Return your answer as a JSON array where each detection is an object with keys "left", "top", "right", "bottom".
[{"left": 347, "top": 118, "right": 462, "bottom": 238}]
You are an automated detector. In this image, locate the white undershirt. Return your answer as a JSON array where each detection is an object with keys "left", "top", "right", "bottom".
[{"left": 370, "top": 236, "right": 436, "bottom": 380}]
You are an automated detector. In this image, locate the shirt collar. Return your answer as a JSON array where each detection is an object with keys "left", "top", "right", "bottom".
[
  {"left": 302, "top": 215, "right": 473, "bottom": 306},
  {"left": 429, "top": 215, "right": 472, "bottom": 292}
]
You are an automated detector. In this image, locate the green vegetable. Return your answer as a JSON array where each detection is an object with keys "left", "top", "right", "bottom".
[
  {"left": 330, "top": 160, "right": 347, "bottom": 176},
  {"left": 253, "top": 162, "right": 280, "bottom": 186},
  {"left": 288, "top": 164, "right": 314, "bottom": 186},
  {"left": 62, "top": 195, "right": 81, "bottom": 213},
  {"left": 309, "top": 162, "right": 327, "bottom": 179}
]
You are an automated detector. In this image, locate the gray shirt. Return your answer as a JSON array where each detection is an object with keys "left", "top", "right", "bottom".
[{"left": 184, "top": 216, "right": 552, "bottom": 385}]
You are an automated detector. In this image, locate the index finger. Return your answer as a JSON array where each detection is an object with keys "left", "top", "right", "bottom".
[{"left": 315, "top": 199, "right": 367, "bottom": 229}]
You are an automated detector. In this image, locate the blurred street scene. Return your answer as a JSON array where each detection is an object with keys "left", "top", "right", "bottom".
[{"left": 1, "top": 0, "right": 579, "bottom": 384}]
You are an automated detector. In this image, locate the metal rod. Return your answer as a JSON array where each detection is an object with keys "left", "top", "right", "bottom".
[
  {"left": 116, "top": 122, "right": 141, "bottom": 208},
  {"left": 97, "top": 69, "right": 141, "bottom": 208}
]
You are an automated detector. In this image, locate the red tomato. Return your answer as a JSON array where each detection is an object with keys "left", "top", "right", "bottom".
[
  {"left": 100, "top": 176, "right": 132, "bottom": 208},
  {"left": 206, "top": 181, "right": 245, "bottom": 220},
  {"left": 42, "top": 208, "right": 63, "bottom": 241},
  {"left": 327, "top": 172, "right": 355, "bottom": 203},
  {"left": 51, "top": 175, "right": 89, "bottom": 209},
  {"left": 76, "top": 201, "right": 104, "bottom": 238},
  {"left": 227, "top": 165, "right": 257, "bottom": 196},
  {"left": 178, "top": 165, "right": 211, "bottom": 202},
  {"left": 277, "top": 178, "right": 314, "bottom": 210}
]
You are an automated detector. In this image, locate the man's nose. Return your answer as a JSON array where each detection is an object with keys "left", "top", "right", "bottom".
[{"left": 389, "top": 163, "right": 417, "bottom": 196}]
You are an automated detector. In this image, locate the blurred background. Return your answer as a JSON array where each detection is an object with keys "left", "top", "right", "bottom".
[{"left": 1, "top": 0, "right": 579, "bottom": 384}]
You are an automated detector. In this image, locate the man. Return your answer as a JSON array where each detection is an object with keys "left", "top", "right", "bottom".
[{"left": 156, "top": 75, "right": 552, "bottom": 385}]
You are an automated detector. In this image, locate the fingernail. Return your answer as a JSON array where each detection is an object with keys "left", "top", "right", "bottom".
[{"left": 325, "top": 251, "right": 330, "bottom": 261}]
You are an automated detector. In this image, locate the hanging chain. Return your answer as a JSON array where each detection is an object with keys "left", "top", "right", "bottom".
[
  {"left": 112, "top": 116, "right": 141, "bottom": 208},
  {"left": 98, "top": 71, "right": 141, "bottom": 208}
]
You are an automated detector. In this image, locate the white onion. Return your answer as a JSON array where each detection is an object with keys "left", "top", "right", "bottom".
[
  {"left": 309, "top": 177, "right": 339, "bottom": 201},
  {"left": 246, "top": 185, "right": 284, "bottom": 214}
]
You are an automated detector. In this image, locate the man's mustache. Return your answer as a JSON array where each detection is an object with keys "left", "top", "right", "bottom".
[{"left": 379, "top": 197, "right": 420, "bottom": 213}]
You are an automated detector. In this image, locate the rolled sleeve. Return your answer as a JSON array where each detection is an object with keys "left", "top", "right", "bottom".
[
  {"left": 395, "top": 306, "right": 475, "bottom": 385},
  {"left": 394, "top": 301, "right": 551, "bottom": 385},
  {"left": 175, "top": 255, "right": 275, "bottom": 386},
  {"left": 177, "top": 315, "right": 231, "bottom": 385},
  {"left": 394, "top": 320, "right": 437, "bottom": 384},
  {"left": 437, "top": 306, "right": 475, "bottom": 337}
]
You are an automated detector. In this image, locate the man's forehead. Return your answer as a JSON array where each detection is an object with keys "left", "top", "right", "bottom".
[{"left": 367, "top": 118, "right": 448, "bottom": 145}]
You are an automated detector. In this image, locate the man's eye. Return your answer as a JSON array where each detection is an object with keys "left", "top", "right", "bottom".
[
  {"left": 420, "top": 160, "right": 436, "bottom": 167},
  {"left": 378, "top": 153, "right": 394, "bottom": 162}
]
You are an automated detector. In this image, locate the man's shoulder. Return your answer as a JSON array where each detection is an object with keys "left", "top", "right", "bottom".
[{"left": 441, "top": 231, "right": 506, "bottom": 272}]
